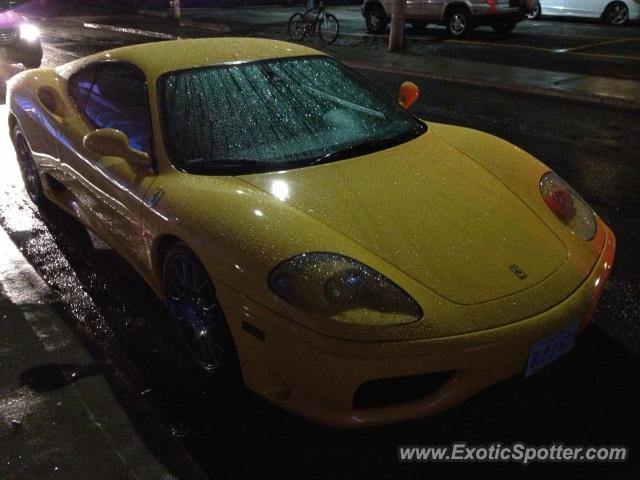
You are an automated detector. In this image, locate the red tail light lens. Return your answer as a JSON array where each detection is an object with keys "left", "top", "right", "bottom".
[{"left": 540, "top": 172, "right": 597, "bottom": 241}]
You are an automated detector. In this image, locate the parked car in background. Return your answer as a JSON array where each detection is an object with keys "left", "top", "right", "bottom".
[
  {"left": 362, "top": 0, "right": 537, "bottom": 37},
  {"left": 527, "top": 0, "right": 640, "bottom": 25},
  {"left": 0, "top": 0, "right": 42, "bottom": 68}
]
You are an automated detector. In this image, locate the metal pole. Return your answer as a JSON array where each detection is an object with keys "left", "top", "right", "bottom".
[
  {"left": 173, "top": 0, "right": 181, "bottom": 20},
  {"left": 388, "top": 0, "right": 406, "bottom": 52}
]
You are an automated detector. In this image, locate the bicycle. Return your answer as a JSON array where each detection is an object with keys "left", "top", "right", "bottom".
[{"left": 288, "top": 1, "right": 339, "bottom": 45}]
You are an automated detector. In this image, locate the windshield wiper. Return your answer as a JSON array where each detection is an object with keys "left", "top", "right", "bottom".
[
  {"left": 312, "top": 137, "right": 402, "bottom": 165},
  {"left": 184, "top": 158, "right": 274, "bottom": 174},
  {"left": 313, "top": 123, "right": 428, "bottom": 166}
]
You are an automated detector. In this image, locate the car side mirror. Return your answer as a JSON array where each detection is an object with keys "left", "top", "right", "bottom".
[
  {"left": 398, "top": 81, "right": 420, "bottom": 110},
  {"left": 83, "top": 128, "right": 150, "bottom": 167}
]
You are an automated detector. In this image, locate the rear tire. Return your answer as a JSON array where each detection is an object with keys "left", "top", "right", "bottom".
[
  {"left": 288, "top": 12, "right": 307, "bottom": 41},
  {"left": 446, "top": 7, "right": 472, "bottom": 37},
  {"left": 12, "top": 123, "right": 46, "bottom": 207},
  {"left": 526, "top": 1, "right": 541, "bottom": 19},
  {"left": 319, "top": 13, "right": 339, "bottom": 44},
  {"left": 365, "top": 5, "right": 388, "bottom": 34}
]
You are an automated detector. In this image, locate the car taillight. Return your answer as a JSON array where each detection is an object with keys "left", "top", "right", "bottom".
[
  {"left": 540, "top": 172, "right": 597, "bottom": 241},
  {"left": 486, "top": 0, "right": 498, "bottom": 12}
]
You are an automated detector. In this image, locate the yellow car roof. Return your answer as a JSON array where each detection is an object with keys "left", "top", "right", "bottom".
[{"left": 57, "top": 38, "right": 326, "bottom": 80}]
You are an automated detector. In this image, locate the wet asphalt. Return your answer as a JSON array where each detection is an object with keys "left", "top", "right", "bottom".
[{"left": 0, "top": 16, "right": 639, "bottom": 479}]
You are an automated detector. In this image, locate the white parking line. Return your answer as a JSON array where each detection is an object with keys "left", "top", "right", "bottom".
[
  {"left": 437, "top": 37, "right": 640, "bottom": 61},
  {"left": 445, "top": 38, "right": 556, "bottom": 53},
  {"left": 559, "top": 38, "right": 633, "bottom": 53},
  {"left": 83, "top": 23, "right": 179, "bottom": 40},
  {"left": 44, "top": 44, "right": 82, "bottom": 60}
]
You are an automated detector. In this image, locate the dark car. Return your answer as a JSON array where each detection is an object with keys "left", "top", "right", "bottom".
[{"left": 0, "top": 0, "right": 42, "bottom": 68}]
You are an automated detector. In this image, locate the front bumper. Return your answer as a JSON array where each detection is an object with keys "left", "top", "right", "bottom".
[{"left": 219, "top": 225, "right": 615, "bottom": 428}]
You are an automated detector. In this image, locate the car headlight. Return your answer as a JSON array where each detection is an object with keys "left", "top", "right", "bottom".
[
  {"left": 20, "top": 24, "right": 40, "bottom": 42},
  {"left": 268, "top": 253, "right": 422, "bottom": 326},
  {"left": 540, "top": 171, "right": 597, "bottom": 241}
]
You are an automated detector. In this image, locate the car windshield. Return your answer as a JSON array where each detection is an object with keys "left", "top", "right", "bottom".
[{"left": 158, "top": 56, "right": 426, "bottom": 174}]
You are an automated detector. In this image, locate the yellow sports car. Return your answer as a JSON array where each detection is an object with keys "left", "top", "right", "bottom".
[{"left": 7, "top": 38, "right": 615, "bottom": 427}]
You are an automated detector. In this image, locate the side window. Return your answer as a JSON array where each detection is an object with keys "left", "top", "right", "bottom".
[
  {"left": 84, "top": 63, "right": 152, "bottom": 154},
  {"left": 68, "top": 67, "right": 98, "bottom": 113}
]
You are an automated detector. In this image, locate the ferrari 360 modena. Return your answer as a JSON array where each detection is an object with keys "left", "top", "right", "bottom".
[{"left": 7, "top": 38, "right": 615, "bottom": 427}]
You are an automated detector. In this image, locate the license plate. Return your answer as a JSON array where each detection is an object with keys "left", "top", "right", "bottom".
[{"left": 524, "top": 322, "right": 578, "bottom": 378}]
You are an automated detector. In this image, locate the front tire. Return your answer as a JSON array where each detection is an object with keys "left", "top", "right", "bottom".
[
  {"left": 365, "top": 5, "right": 388, "bottom": 34},
  {"left": 163, "top": 243, "right": 239, "bottom": 378},
  {"left": 319, "top": 13, "right": 339, "bottom": 44},
  {"left": 446, "top": 7, "right": 472, "bottom": 37},
  {"left": 12, "top": 124, "right": 46, "bottom": 206},
  {"left": 603, "top": 2, "right": 629, "bottom": 25},
  {"left": 526, "top": 2, "right": 541, "bottom": 19}
]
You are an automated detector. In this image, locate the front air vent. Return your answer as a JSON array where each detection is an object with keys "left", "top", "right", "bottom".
[{"left": 353, "top": 371, "right": 455, "bottom": 409}]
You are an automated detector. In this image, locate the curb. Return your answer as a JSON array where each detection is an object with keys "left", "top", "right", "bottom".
[
  {"left": 179, "top": 17, "right": 232, "bottom": 33},
  {"left": 83, "top": 22, "right": 178, "bottom": 39},
  {"left": 138, "top": 9, "right": 172, "bottom": 19}
]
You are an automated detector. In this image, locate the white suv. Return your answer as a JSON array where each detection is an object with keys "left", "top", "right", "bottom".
[{"left": 362, "top": 0, "right": 535, "bottom": 37}]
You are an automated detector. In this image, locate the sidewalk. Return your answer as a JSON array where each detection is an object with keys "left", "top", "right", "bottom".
[
  {"left": 0, "top": 227, "right": 183, "bottom": 479},
  {"left": 75, "top": 5, "right": 640, "bottom": 111}
]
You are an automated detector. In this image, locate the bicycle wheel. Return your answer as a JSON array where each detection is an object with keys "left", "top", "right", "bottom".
[
  {"left": 288, "top": 13, "right": 307, "bottom": 41},
  {"left": 319, "top": 13, "right": 339, "bottom": 44}
]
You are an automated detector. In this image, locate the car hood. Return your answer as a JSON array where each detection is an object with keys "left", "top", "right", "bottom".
[{"left": 241, "top": 128, "right": 568, "bottom": 305}]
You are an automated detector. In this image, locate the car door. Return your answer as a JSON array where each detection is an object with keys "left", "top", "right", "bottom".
[
  {"left": 58, "top": 62, "right": 157, "bottom": 275},
  {"left": 562, "top": 0, "right": 604, "bottom": 17},
  {"left": 422, "top": 0, "right": 443, "bottom": 19},
  {"left": 381, "top": 0, "right": 424, "bottom": 18},
  {"left": 405, "top": 0, "right": 423, "bottom": 18},
  {"left": 540, "top": 0, "right": 567, "bottom": 16}
]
